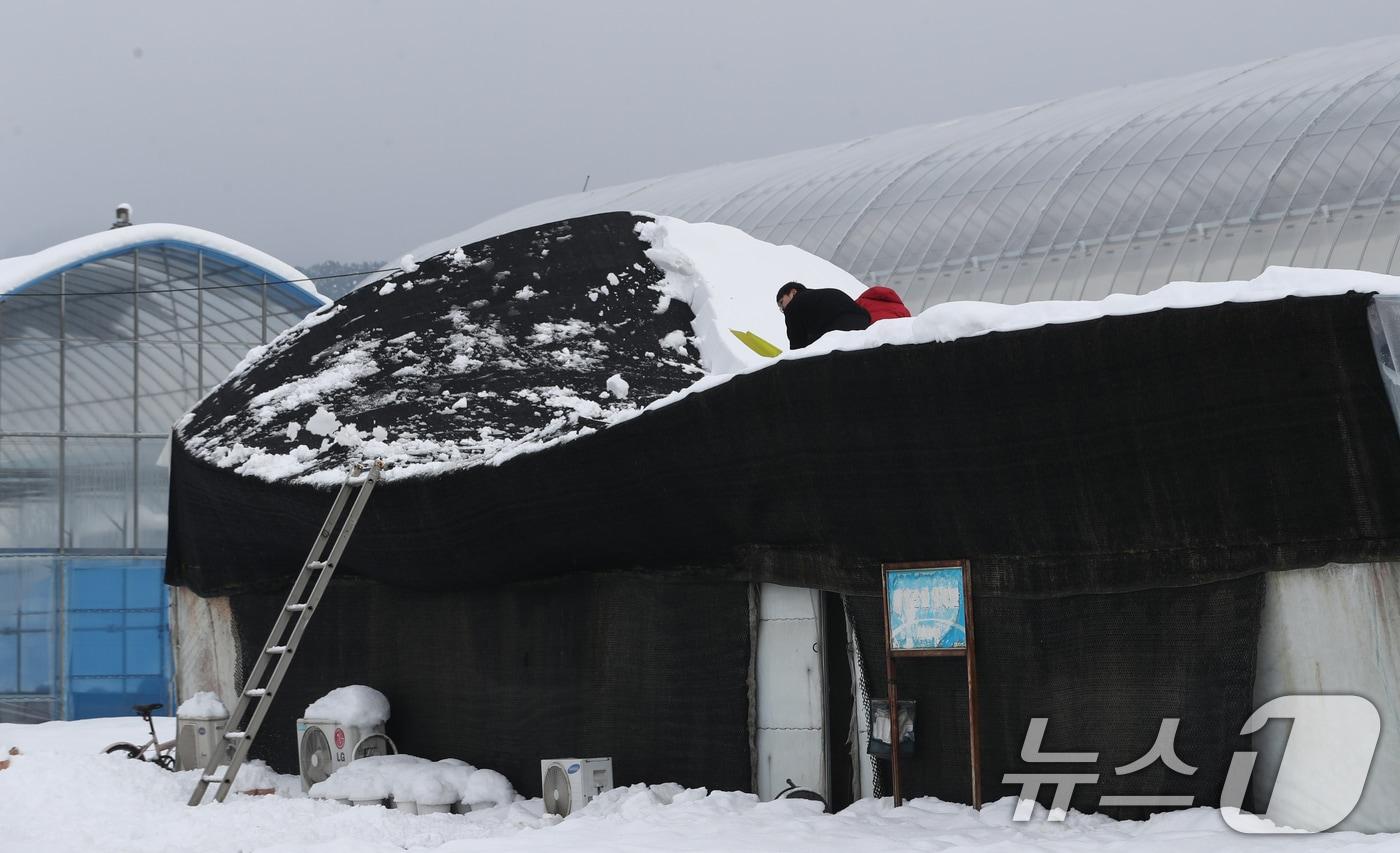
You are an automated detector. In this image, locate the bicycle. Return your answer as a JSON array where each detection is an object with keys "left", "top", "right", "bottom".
[{"left": 103, "top": 703, "right": 177, "bottom": 771}]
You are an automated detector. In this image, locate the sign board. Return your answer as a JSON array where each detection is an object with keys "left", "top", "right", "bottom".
[
  {"left": 885, "top": 565, "right": 968, "bottom": 653},
  {"left": 880, "top": 560, "right": 980, "bottom": 808}
]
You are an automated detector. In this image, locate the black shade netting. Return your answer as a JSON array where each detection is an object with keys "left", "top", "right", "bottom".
[
  {"left": 177, "top": 211, "right": 703, "bottom": 485},
  {"left": 229, "top": 571, "right": 754, "bottom": 796},
  {"left": 172, "top": 292, "right": 1400, "bottom": 598},
  {"left": 846, "top": 572, "right": 1263, "bottom": 818}
]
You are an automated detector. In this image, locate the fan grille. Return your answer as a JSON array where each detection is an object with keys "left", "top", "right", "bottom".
[
  {"left": 299, "top": 726, "right": 333, "bottom": 784},
  {"left": 542, "top": 764, "right": 572, "bottom": 816}
]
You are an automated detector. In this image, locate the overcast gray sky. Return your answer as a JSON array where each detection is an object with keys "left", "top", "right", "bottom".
[{"left": 3, "top": 0, "right": 1398, "bottom": 266}]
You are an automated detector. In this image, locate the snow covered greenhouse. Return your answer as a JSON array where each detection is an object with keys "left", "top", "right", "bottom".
[
  {"left": 68, "top": 31, "right": 1400, "bottom": 833},
  {"left": 0, "top": 215, "right": 327, "bottom": 723}
]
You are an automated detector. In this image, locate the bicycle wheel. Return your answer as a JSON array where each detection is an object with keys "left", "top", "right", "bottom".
[{"left": 104, "top": 743, "right": 144, "bottom": 760}]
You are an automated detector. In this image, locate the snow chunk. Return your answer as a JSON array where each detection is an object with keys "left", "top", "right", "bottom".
[
  {"left": 541, "top": 387, "right": 604, "bottom": 420},
  {"left": 236, "top": 450, "right": 315, "bottom": 481},
  {"left": 305, "top": 407, "right": 341, "bottom": 437},
  {"left": 175, "top": 691, "right": 228, "bottom": 718},
  {"left": 606, "top": 374, "right": 630, "bottom": 400},
  {"left": 378, "top": 280, "right": 398, "bottom": 296},
  {"left": 303, "top": 685, "right": 390, "bottom": 728},
  {"left": 529, "top": 319, "right": 594, "bottom": 345},
  {"left": 398, "top": 253, "right": 419, "bottom": 273},
  {"left": 659, "top": 330, "right": 688, "bottom": 355},
  {"left": 286, "top": 422, "right": 301, "bottom": 441},
  {"left": 513, "top": 285, "right": 537, "bottom": 300},
  {"left": 333, "top": 423, "right": 364, "bottom": 448}
]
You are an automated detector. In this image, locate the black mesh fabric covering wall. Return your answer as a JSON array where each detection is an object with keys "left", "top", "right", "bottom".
[
  {"left": 845, "top": 573, "right": 1264, "bottom": 819},
  {"left": 229, "top": 572, "right": 754, "bottom": 796}
]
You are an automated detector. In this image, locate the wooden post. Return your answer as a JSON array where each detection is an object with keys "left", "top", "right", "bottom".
[
  {"left": 964, "top": 564, "right": 982, "bottom": 808},
  {"left": 886, "top": 659, "right": 902, "bottom": 806},
  {"left": 881, "top": 573, "right": 903, "bottom": 806}
]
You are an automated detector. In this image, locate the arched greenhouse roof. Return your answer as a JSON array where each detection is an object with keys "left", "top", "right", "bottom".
[
  {"left": 395, "top": 35, "right": 1400, "bottom": 313},
  {"left": 0, "top": 223, "right": 325, "bottom": 306}
]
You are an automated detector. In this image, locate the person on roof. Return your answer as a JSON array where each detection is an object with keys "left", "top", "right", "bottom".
[{"left": 776, "top": 281, "right": 871, "bottom": 349}]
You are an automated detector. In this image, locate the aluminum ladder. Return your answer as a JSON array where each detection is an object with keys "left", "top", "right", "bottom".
[{"left": 188, "top": 461, "right": 383, "bottom": 806}]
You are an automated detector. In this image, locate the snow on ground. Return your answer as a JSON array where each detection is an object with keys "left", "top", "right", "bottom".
[
  {"left": 2, "top": 718, "right": 1398, "bottom": 852},
  {"left": 307, "top": 754, "right": 513, "bottom": 808}
]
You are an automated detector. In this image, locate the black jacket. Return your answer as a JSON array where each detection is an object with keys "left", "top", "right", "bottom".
[{"left": 783, "top": 288, "right": 872, "bottom": 349}]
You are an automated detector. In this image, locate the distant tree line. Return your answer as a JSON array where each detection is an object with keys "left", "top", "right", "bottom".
[{"left": 296, "top": 259, "right": 386, "bottom": 298}]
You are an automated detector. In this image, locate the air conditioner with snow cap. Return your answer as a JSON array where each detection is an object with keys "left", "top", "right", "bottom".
[
  {"left": 297, "top": 718, "right": 397, "bottom": 791},
  {"left": 540, "top": 757, "right": 613, "bottom": 817}
]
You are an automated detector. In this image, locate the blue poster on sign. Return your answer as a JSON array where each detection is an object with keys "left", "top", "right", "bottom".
[{"left": 886, "top": 567, "right": 967, "bottom": 651}]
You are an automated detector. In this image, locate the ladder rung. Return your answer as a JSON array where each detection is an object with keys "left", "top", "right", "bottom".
[
  {"left": 244, "top": 687, "right": 268, "bottom": 696},
  {"left": 285, "top": 603, "right": 309, "bottom": 612},
  {"left": 307, "top": 561, "right": 330, "bottom": 570},
  {"left": 265, "top": 645, "right": 291, "bottom": 654},
  {"left": 202, "top": 775, "right": 227, "bottom": 784},
  {"left": 225, "top": 731, "right": 248, "bottom": 740},
  {"left": 346, "top": 475, "right": 369, "bottom": 486}
]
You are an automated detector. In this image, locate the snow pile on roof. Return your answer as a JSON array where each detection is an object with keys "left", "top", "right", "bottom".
[
  {"left": 639, "top": 215, "right": 1400, "bottom": 369},
  {"left": 625, "top": 216, "right": 1400, "bottom": 416},
  {"left": 303, "top": 685, "right": 390, "bottom": 728},
  {"left": 636, "top": 216, "right": 862, "bottom": 375},
  {"left": 307, "top": 754, "right": 515, "bottom": 806},
  {"left": 179, "top": 211, "right": 1400, "bottom": 486},
  {"left": 0, "top": 222, "right": 323, "bottom": 302},
  {"left": 176, "top": 691, "right": 228, "bottom": 719}
]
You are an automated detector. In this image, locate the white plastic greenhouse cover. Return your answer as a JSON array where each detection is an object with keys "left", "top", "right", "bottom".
[
  {"left": 0, "top": 223, "right": 322, "bottom": 302},
  {"left": 386, "top": 36, "right": 1400, "bottom": 312}
]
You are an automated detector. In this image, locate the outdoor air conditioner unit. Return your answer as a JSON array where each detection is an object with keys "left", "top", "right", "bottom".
[
  {"left": 296, "top": 718, "right": 397, "bottom": 791},
  {"left": 540, "top": 757, "right": 614, "bottom": 817},
  {"left": 176, "top": 712, "right": 231, "bottom": 772}
]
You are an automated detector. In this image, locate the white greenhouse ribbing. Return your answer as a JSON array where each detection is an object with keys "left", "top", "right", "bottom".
[{"left": 385, "top": 36, "right": 1400, "bottom": 312}]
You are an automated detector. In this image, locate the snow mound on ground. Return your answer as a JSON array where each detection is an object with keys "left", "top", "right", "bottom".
[
  {"left": 1, "top": 719, "right": 1396, "bottom": 853},
  {"left": 176, "top": 691, "right": 228, "bottom": 718},
  {"left": 0, "top": 716, "right": 177, "bottom": 756},
  {"left": 303, "top": 686, "right": 390, "bottom": 728},
  {"left": 307, "top": 754, "right": 515, "bottom": 806}
]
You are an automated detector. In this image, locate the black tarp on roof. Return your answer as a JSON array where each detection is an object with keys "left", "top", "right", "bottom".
[{"left": 175, "top": 212, "right": 703, "bottom": 487}]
